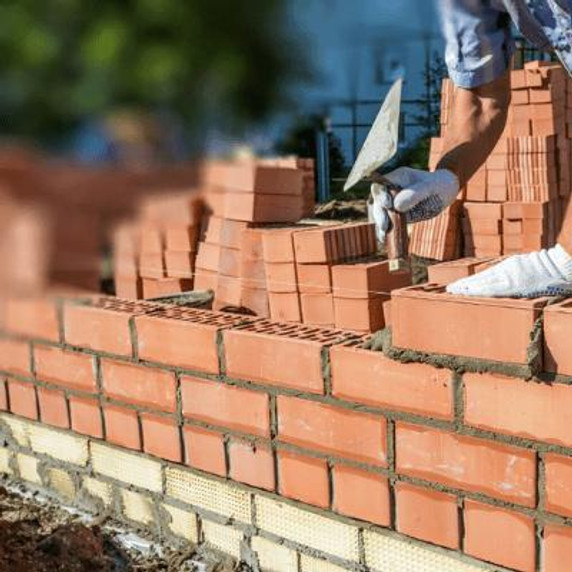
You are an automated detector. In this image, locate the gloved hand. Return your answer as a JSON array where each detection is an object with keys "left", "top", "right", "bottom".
[{"left": 369, "top": 167, "right": 460, "bottom": 242}]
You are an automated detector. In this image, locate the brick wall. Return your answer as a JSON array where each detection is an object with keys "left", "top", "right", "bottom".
[{"left": 1, "top": 292, "right": 572, "bottom": 572}]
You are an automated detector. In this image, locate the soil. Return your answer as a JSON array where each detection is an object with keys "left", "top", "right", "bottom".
[{"left": 0, "top": 484, "right": 245, "bottom": 572}]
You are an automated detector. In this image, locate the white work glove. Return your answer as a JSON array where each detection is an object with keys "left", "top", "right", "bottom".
[
  {"left": 369, "top": 167, "right": 460, "bottom": 242},
  {"left": 446, "top": 245, "right": 572, "bottom": 298}
]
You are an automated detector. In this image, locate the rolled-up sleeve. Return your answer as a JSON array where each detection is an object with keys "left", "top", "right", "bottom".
[{"left": 439, "top": 0, "right": 515, "bottom": 88}]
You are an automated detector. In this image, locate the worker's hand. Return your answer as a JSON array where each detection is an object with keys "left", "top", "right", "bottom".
[{"left": 382, "top": 167, "right": 460, "bottom": 223}]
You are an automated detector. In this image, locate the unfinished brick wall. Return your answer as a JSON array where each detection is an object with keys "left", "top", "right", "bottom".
[{"left": 1, "top": 291, "right": 572, "bottom": 572}]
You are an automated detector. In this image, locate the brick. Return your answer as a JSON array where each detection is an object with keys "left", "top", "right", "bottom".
[
  {"left": 544, "top": 525, "right": 572, "bottom": 572},
  {"left": 331, "top": 346, "right": 453, "bottom": 420},
  {"left": 0, "top": 338, "right": 30, "bottom": 376},
  {"left": 135, "top": 307, "right": 246, "bottom": 373},
  {"left": 37, "top": 387, "right": 69, "bottom": 428},
  {"left": 278, "top": 396, "right": 386, "bottom": 466},
  {"left": 64, "top": 304, "right": 133, "bottom": 355},
  {"left": 544, "top": 299, "right": 572, "bottom": 374},
  {"left": 224, "top": 192, "right": 305, "bottom": 223},
  {"left": 333, "top": 297, "right": 387, "bottom": 332},
  {"left": 17, "top": 453, "right": 40, "bottom": 484},
  {"left": 268, "top": 292, "right": 301, "bottom": 322},
  {"left": 262, "top": 228, "right": 297, "bottom": 263},
  {"left": 300, "top": 293, "right": 334, "bottom": 327},
  {"left": 464, "top": 500, "right": 535, "bottom": 572},
  {"left": 297, "top": 264, "right": 332, "bottom": 294},
  {"left": 163, "top": 504, "right": 199, "bottom": 542},
  {"left": 228, "top": 440, "right": 274, "bottom": 491},
  {"left": 91, "top": 442, "right": 162, "bottom": 491},
  {"left": 395, "top": 423, "right": 536, "bottom": 506},
  {"left": 545, "top": 454, "right": 572, "bottom": 517},
  {"left": 265, "top": 263, "right": 298, "bottom": 293},
  {"left": 224, "top": 324, "right": 343, "bottom": 394},
  {"left": 254, "top": 496, "right": 360, "bottom": 562},
  {"left": 121, "top": 489, "right": 154, "bottom": 525},
  {"left": 465, "top": 372, "right": 572, "bottom": 447},
  {"left": 69, "top": 396, "right": 102, "bottom": 438},
  {"left": 332, "top": 465, "right": 389, "bottom": 526},
  {"left": 395, "top": 482, "right": 459, "bottom": 549},
  {"left": 8, "top": 380, "right": 37, "bottom": 419},
  {"left": 0, "top": 381, "right": 7, "bottom": 412},
  {"left": 183, "top": 425, "right": 226, "bottom": 476},
  {"left": 181, "top": 376, "right": 269, "bottom": 436},
  {"left": 103, "top": 405, "right": 140, "bottom": 450},
  {"left": 46, "top": 467, "right": 76, "bottom": 500},
  {"left": 101, "top": 359, "right": 176, "bottom": 412},
  {"left": 166, "top": 225, "right": 199, "bottom": 251},
  {"left": 391, "top": 285, "right": 546, "bottom": 364},
  {"left": 141, "top": 413, "right": 181, "bottom": 462},
  {"left": 164, "top": 251, "right": 195, "bottom": 279},
  {"left": 5, "top": 297, "right": 60, "bottom": 341},
  {"left": 34, "top": 346, "right": 96, "bottom": 392},
  {"left": 166, "top": 467, "right": 251, "bottom": 523},
  {"left": 278, "top": 451, "right": 329, "bottom": 508},
  {"left": 251, "top": 536, "right": 298, "bottom": 572},
  {"left": 293, "top": 227, "right": 337, "bottom": 263}
]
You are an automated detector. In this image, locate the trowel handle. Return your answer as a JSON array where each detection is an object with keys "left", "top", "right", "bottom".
[{"left": 384, "top": 185, "right": 410, "bottom": 272}]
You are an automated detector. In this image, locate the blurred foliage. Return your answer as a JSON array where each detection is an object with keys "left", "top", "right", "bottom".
[{"left": 0, "top": 0, "right": 307, "bottom": 143}]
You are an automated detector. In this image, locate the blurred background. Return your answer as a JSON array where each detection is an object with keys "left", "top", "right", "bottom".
[{"left": 0, "top": 0, "right": 553, "bottom": 301}]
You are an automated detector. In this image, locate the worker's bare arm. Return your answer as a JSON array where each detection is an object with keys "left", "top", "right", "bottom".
[{"left": 436, "top": 70, "right": 511, "bottom": 189}]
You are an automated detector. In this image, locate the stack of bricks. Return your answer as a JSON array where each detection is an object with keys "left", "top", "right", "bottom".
[
  {"left": 113, "top": 192, "right": 203, "bottom": 299},
  {"left": 418, "top": 61, "right": 571, "bottom": 261},
  {"left": 262, "top": 223, "right": 411, "bottom": 331}
]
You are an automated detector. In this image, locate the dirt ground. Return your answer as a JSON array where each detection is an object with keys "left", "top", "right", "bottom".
[{"left": 0, "top": 484, "right": 246, "bottom": 572}]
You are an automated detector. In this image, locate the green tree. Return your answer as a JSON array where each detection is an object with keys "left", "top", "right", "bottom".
[{"left": 0, "top": 0, "right": 306, "bottom": 144}]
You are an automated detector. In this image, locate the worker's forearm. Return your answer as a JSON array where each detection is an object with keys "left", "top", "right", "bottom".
[{"left": 436, "top": 71, "right": 511, "bottom": 188}]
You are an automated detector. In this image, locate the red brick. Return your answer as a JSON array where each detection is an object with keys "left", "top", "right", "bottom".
[
  {"left": 544, "top": 524, "right": 572, "bottom": 572},
  {"left": 278, "top": 396, "right": 386, "bottom": 466},
  {"left": 37, "top": 387, "right": 68, "bottom": 428},
  {"left": 34, "top": 346, "right": 96, "bottom": 392},
  {"left": 300, "top": 293, "right": 334, "bottom": 327},
  {"left": 64, "top": 304, "right": 134, "bottom": 356},
  {"left": 115, "top": 276, "right": 142, "bottom": 299},
  {"left": 332, "top": 260, "right": 410, "bottom": 298},
  {"left": 164, "top": 251, "right": 195, "bottom": 279},
  {"left": 278, "top": 451, "right": 329, "bottom": 508},
  {"left": 0, "top": 380, "right": 6, "bottom": 412},
  {"left": 181, "top": 376, "right": 269, "bottom": 437},
  {"left": 268, "top": 292, "right": 301, "bottom": 322},
  {"left": 395, "top": 423, "right": 536, "bottom": 506},
  {"left": 135, "top": 308, "right": 246, "bottom": 373},
  {"left": 465, "top": 372, "right": 572, "bottom": 447},
  {"left": 332, "top": 465, "right": 390, "bottom": 526},
  {"left": 545, "top": 454, "right": 572, "bottom": 517},
  {"left": 101, "top": 359, "right": 176, "bottom": 412},
  {"left": 464, "top": 501, "right": 535, "bottom": 572},
  {"left": 69, "top": 396, "right": 102, "bottom": 438},
  {"left": 395, "top": 482, "right": 459, "bottom": 549},
  {"left": 8, "top": 380, "right": 37, "bottom": 419},
  {"left": 261, "top": 228, "right": 296, "bottom": 263},
  {"left": 183, "top": 425, "right": 226, "bottom": 476},
  {"left": 297, "top": 264, "right": 332, "bottom": 294},
  {"left": 544, "top": 300, "right": 572, "bottom": 374},
  {"left": 0, "top": 338, "right": 30, "bottom": 376},
  {"left": 391, "top": 285, "right": 546, "bottom": 364},
  {"left": 333, "top": 296, "right": 388, "bottom": 333},
  {"left": 141, "top": 413, "right": 181, "bottom": 462},
  {"left": 224, "top": 328, "right": 327, "bottom": 394},
  {"left": 166, "top": 226, "right": 199, "bottom": 252},
  {"left": 265, "top": 263, "right": 298, "bottom": 293},
  {"left": 228, "top": 440, "right": 274, "bottom": 491},
  {"left": 103, "top": 405, "right": 140, "bottom": 450},
  {"left": 141, "top": 277, "right": 192, "bottom": 298},
  {"left": 5, "top": 297, "right": 60, "bottom": 341},
  {"left": 331, "top": 346, "right": 453, "bottom": 420},
  {"left": 293, "top": 227, "right": 336, "bottom": 264}
]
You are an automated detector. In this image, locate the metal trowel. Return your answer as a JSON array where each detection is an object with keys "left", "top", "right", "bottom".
[{"left": 343, "top": 78, "right": 409, "bottom": 271}]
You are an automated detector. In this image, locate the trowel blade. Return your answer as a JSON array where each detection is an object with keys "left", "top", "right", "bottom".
[{"left": 343, "top": 78, "right": 402, "bottom": 192}]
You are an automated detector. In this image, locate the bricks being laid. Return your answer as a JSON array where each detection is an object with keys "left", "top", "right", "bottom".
[
  {"left": 391, "top": 284, "right": 547, "bottom": 364},
  {"left": 278, "top": 451, "right": 329, "bottom": 508},
  {"left": 543, "top": 299, "right": 572, "bottom": 374}
]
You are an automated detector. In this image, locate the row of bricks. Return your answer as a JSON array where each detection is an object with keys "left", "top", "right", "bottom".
[
  {"left": 6, "top": 317, "right": 572, "bottom": 502},
  {"left": 5, "top": 373, "right": 572, "bottom": 572}
]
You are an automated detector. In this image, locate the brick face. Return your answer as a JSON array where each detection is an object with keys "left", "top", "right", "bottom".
[
  {"left": 228, "top": 441, "right": 274, "bottom": 491},
  {"left": 37, "top": 387, "right": 69, "bottom": 428},
  {"left": 181, "top": 376, "right": 270, "bottom": 437},
  {"left": 5, "top": 297, "right": 60, "bottom": 342},
  {"left": 0, "top": 338, "right": 30, "bottom": 376},
  {"left": 183, "top": 426, "right": 226, "bottom": 476},
  {"left": 8, "top": 380, "right": 37, "bottom": 419},
  {"left": 69, "top": 396, "right": 102, "bottom": 438},
  {"left": 34, "top": 346, "right": 96, "bottom": 392},
  {"left": 544, "top": 525, "right": 572, "bottom": 572},
  {"left": 464, "top": 500, "right": 535, "bottom": 572},
  {"left": 101, "top": 359, "right": 176, "bottom": 412},
  {"left": 278, "top": 451, "right": 329, "bottom": 508},
  {"left": 464, "top": 372, "right": 572, "bottom": 447},
  {"left": 395, "top": 423, "right": 536, "bottom": 506},
  {"left": 545, "top": 454, "right": 572, "bottom": 517},
  {"left": 278, "top": 396, "right": 387, "bottom": 466},
  {"left": 395, "top": 482, "right": 459, "bottom": 549},
  {"left": 330, "top": 346, "right": 454, "bottom": 419},
  {"left": 332, "top": 465, "right": 390, "bottom": 526},
  {"left": 141, "top": 413, "right": 181, "bottom": 462},
  {"left": 103, "top": 405, "right": 140, "bottom": 450}
]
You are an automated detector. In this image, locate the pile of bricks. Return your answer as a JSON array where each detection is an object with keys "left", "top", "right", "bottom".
[
  {"left": 3, "top": 291, "right": 572, "bottom": 572},
  {"left": 415, "top": 61, "right": 571, "bottom": 260},
  {"left": 112, "top": 157, "right": 411, "bottom": 332}
]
